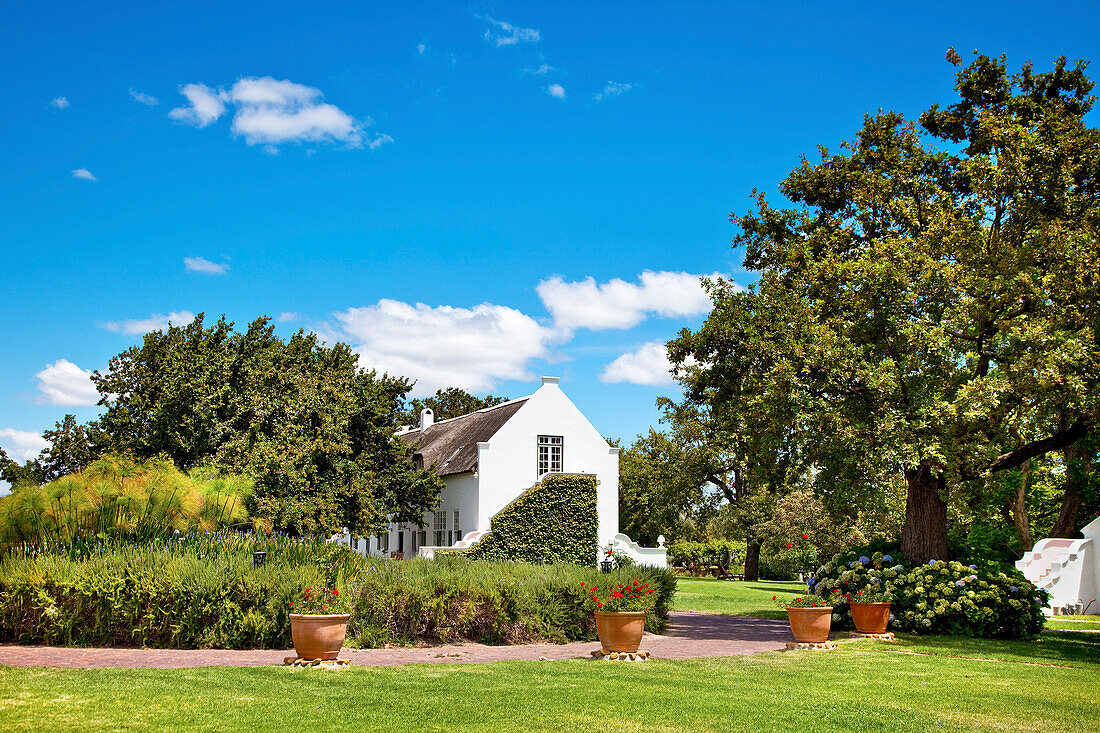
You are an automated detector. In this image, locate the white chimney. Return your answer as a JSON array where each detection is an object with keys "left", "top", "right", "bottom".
[
  {"left": 540, "top": 376, "right": 560, "bottom": 386},
  {"left": 419, "top": 408, "right": 434, "bottom": 430}
]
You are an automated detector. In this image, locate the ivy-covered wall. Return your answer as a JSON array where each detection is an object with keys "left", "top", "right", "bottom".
[{"left": 466, "top": 473, "right": 598, "bottom": 565}]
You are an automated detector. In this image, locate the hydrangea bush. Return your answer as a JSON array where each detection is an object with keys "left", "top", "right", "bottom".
[{"left": 808, "top": 548, "right": 1048, "bottom": 639}]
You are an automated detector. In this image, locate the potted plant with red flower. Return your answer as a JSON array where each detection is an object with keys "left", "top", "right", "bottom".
[
  {"left": 580, "top": 579, "right": 658, "bottom": 653},
  {"left": 846, "top": 585, "right": 893, "bottom": 634},
  {"left": 288, "top": 586, "right": 353, "bottom": 660},
  {"left": 774, "top": 594, "right": 833, "bottom": 643}
]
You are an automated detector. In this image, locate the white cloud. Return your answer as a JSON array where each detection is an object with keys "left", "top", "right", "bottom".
[
  {"left": 129, "top": 88, "right": 159, "bottom": 106},
  {"left": 482, "top": 17, "right": 540, "bottom": 47},
  {"left": 593, "top": 81, "right": 633, "bottom": 101},
  {"left": 168, "top": 83, "right": 226, "bottom": 127},
  {"left": 278, "top": 312, "right": 300, "bottom": 323},
  {"left": 50, "top": 96, "right": 69, "bottom": 109},
  {"left": 35, "top": 359, "right": 99, "bottom": 407},
  {"left": 537, "top": 270, "right": 725, "bottom": 331},
  {"left": 101, "top": 311, "right": 196, "bottom": 336},
  {"left": 169, "top": 77, "right": 388, "bottom": 151},
  {"left": 600, "top": 342, "right": 676, "bottom": 386},
  {"left": 183, "top": 256, "right": 229, "bottom": 275},
  {"left": 0, "top": 428, "right": 50, "bottom": 462},
  {"left": 523, "top": 63, "right": 555, "bottom": 75},
  {"left": 71, "top": 168, "right": 97, "bottom": 182},
  {"left": 546, "top": 83, "right": 566, "bottom": 100},
  {"left": 416, "top": 42, "right": 427, "bottom": 56},
  {"left": 330, "top": 300, "right": 560, "bottom": 395}
]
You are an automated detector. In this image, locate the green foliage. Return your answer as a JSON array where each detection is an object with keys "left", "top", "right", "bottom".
[
  {"left": 397, "top": 387, "right": 507, "bottom": 425},
  {"left": 669, "top": 54, "right": 1100, "bottom": 563},
  {"left": 579, "top": 577, "right": 658, "bottom": 613},
  {"left": 0, "top": 455, "right": 252, "bottom": 545},
  {"left": 83, "top": 314, "right": 442, "bottom": 536},
  {"left": 667, "top": 539, "right": 745, "bottom": 576},
  {"left": 466, "top": 473, "right": 598, "bottom": 566},
  {"left": 0, "top": 544, "right": 325, "bottom": 648},
  {"left": 350, "top": 556, "right": 675, "bottom": 646},
  {"left": 811, "top": 548, "right": 1047, "bottom": 638},
  {"left": 291, "top": 586, "right": 353, "bottom": 615}
]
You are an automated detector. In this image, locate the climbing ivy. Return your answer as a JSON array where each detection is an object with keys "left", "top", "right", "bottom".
[{"left": 465, "top": 473, "right": 598, "bottom": 566}]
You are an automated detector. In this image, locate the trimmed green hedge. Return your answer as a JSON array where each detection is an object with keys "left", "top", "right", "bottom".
[{"left": 466, "top": 473, "right": 598, "bottom": 566}]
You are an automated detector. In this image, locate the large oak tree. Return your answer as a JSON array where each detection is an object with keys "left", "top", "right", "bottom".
[{"left": 671, "top": 53, "right": 1100, "bottom": 563}]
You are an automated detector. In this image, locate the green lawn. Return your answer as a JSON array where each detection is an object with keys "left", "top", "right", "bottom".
[
  {"left": 2, "top": 633, "right": 1098, "bottom": 732},
  {"left": 672, "top": 577, "right": 805, "bottom": 618},
  {"left": 1047, "top": 618, "right": 1100, "bottom": 632}
]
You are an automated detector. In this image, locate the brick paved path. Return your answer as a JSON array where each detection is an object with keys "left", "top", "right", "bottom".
[{"left": 0, "top": 612, "right": 791, "bottom": 669}]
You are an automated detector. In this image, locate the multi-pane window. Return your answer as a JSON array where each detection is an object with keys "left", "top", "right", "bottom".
[
  {"left": 452, "top": 510, "right": 461, "bottom": 545},
  {"left": 376, "top": 532, "right": 389, "bottom": 553},
  {"left": 434, "top": 510, "right": 447, "bottom": 546},
  {"left": 537, "top": 435, "right": 563, "bottom": 478}
]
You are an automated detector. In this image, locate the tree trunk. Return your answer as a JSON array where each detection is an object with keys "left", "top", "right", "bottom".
[
  {"left": 1052, "top": 441, "right": 1089, "bottom": 538},
  {"left": 900, "top": 464, "right": 949, "bottom": 564},
  {"left": 1007, "top": 461, "right": 1033, "bottom": 552},
  {"left": 743, "top": 540, "right": 761, "bottom": 581}
]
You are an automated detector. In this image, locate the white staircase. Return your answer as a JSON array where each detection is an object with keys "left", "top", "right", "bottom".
[{"left": 1017, "top": 516, "right": 1100, "bottom": 615}]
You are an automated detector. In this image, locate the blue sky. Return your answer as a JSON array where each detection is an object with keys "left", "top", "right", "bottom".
[{"left": 2, "top": 1, "right": 1099, "bottom": 465}]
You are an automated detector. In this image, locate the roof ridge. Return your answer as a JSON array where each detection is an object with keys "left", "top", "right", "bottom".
[{"left": 402, "top": 396, "right": 530, "bottom": 433}]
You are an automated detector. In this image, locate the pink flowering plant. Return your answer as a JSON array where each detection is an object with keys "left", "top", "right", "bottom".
[
  {"left": 580, "top": 580, "right": 658, "bottom": 613},
  {"left": 288, "top": 585, "right": 353, "bottom": 615}
]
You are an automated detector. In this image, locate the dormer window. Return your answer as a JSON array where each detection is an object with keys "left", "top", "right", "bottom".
[{"left": 537, "top": 435, "right": 563, "bottom": 478}]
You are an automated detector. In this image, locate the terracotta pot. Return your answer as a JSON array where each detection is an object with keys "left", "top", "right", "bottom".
[
  {"left": 289, "top": 614, "right": 350, "bottom": 660},
  {"left": 594, "top": 611, "right": 648, "bottom": 653},
  {"left": 850, "top": 602, "right": 891, "bottom": 634},
  {"left": 786, "top": 606, "right": 833, "bottom": 643}
]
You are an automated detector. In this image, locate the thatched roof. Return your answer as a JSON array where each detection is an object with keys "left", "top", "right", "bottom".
[{"left": 398, "top": 399, "right": 528, "bottom": 476}]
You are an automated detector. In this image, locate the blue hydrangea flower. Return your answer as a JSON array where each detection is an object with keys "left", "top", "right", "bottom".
[
  {"left": 882, "top": 555, "right": 893, "bottom": 563},
  {"left": 807, "top": 577, "right": 816, "bottom": 586},
  {"left": 859, "top": 556, "right": 871, "bottom": 565},
  {"left": 969, "top": 564, "right": 977, "bottom": 570},
  {"left": 928, "top": 559, "right": 938, "bottom": 565},
  {"left": 1009, "top": 586, "right": 1018, "bottom": 593},
  {"left": 955, "top": 579, "right": 965, "bottom": 587}
]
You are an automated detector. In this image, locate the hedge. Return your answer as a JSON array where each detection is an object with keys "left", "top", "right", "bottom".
[
  {"left": 0, "top": 542, "right": 676, "bottom": 648},
  {"left": 466, "top": 473, "right": 598, "bottom": 565}
]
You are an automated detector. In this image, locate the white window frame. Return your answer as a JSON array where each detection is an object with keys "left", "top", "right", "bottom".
[{"left": 537, "top": 435, "right": 563, "bottom": 478}]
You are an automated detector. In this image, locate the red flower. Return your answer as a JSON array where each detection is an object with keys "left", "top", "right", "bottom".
[
  {"left": 580, "top": 582, "right": 585, "bottom": 587},
  {"left": 333, "top": 589, "right": 339, "bottom": 597},
  {"left": 305, "top": 588, "right": 311, "bottom": 598},
  {"left": 647, "top": 589, "right": 654, "bottom": 594},
  {"left": 598, "top": 602, "right": 603, "bottom": 608},
  {"left": 323, "top": 605, "right": 328, "bottom": 611},
  {"left": 592, "top": 586, "right": 597, "bottom": 591},
  {"left": 772, "top": 595, "right": 777, "bottom": 600},
  {"left": 786, "top": 543, "right": 792, "bottom": 548},
  {"left": 802, "top": 534, "right": 808, "bottom": 540},
  {"left": 288, "top": 601, "right": 294, "bottom": 607}
]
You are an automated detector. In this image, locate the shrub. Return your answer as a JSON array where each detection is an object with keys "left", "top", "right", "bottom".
[
  {"left": 0, "top": 455, "right": 254, "bottom": 546},
  {"left": 466, "top": 474, "right": 598, "bottom": 565},
  {"left": 809, "top": 546, "right": 1047, "bottom": 639},
  {"left": 350, "top": 556, "right": 676, "bottom": 646},
  {"left": 667, "top": 539, "right": 745, "bottom": 576},
  {"left": 0, "top": 539, "right": 677, "bottom": 649}
]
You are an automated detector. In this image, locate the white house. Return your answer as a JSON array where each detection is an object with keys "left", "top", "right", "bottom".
[{"left": 355, "top": 376, "right": 665, "bottom": 567}]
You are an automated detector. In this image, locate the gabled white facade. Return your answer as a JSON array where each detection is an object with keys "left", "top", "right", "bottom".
[{"left": 353, "top": 376, "right": 665, "bottom": 567}]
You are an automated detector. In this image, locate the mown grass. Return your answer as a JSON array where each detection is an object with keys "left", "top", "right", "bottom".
[
  {"left": 1047, "top": 617, "right": 1100, "bottom": 632},
  {"left": 672, "top": 577, "right": 804, "bottom": 618},
  {"left": 1, "top": 632, "right": 1097, "bottom": 732}
]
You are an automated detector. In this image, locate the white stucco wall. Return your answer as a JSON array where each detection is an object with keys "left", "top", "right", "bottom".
[{"left": 475, "top": 377, "right": 620, "bottom": 555}]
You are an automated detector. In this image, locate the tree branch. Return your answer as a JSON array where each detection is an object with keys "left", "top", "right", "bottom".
[{"left": 988, "top": 419, "right": 1093, "bottom": 473}]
